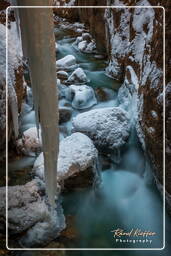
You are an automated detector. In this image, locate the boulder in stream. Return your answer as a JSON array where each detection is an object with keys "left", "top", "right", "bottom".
[
  {"left": 57, "top": 70, "right": 69, "bottom": 81},
  {"left": 67, "top": 67, "right": 88, "bottom": 84},
  {"left": 72, "top": 107, "right": 131, "bottom": 150},
  {"left": 34, "top": 132, "right": 99, "bottom": 191},
  {"left": 56, "top": 55, "right": 77, "bottom": 71},
  {"left": 66, "top": 84, "right": 97, "bottom": 110}
]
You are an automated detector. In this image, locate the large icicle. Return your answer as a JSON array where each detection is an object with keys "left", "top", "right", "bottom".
[{"left": 17, "top": 0, "right": 59, "bottom": 208}]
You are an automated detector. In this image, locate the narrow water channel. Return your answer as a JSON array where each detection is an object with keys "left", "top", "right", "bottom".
[{"left": 9, "top": 22, "right": 171, "bottom": 253}]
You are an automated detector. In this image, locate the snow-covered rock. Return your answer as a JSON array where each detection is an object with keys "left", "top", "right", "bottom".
[
  {"left": 85, "top": 41, "right": 96, "bottom": 53},
  {"left": 0, "top": 179, "right": 65, "bottom": 247},
  {"left": 78, "top": 40, "right": 87, "bottom": 52},
  {"left": 67, "top": 67, "right": 88, "bottom": 84},
  {"left": 75, "top": 36, "right": 83, "bottom": 45},
  {"left": 72, "top": 107, "right": 131, "bottom": 150},
  {"left": 34, "top": 132, "right": 99, "bottom": 190},
  {"left": 17, "top": 127, "right": 42, "bottom": 156},
  {"left": 57, "top": 70, "right": 69, "bottom": 80},
  {"left": 82, "top": 32, "right": 92, "bottom": 42},
  {"left": 78, "top": 40, "right": 96, "bottom": 54},
  {"left": 66, "top": 84, "right": 97, "bottom": 110},
  {"left": 56, "top": 55, "right": 77, "bottom": 71}
]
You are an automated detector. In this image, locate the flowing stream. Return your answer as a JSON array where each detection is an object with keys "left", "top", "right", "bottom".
[{"left": 9, "top": 23, "right": 171, "bottom": 254}]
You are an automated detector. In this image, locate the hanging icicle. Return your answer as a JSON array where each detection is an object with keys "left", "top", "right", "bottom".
[{"left": 17, "top": 0, "right": 59, "bottom": 208}]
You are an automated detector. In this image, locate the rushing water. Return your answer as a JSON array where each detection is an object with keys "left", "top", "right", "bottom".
[
  {"left": 54, "top": 26, "right": 171, "bottom": 251},
  {"left": 9, "top": 24, "right": 171, "bottom": 254}
]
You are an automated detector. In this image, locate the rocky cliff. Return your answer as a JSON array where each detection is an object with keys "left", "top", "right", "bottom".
[{"left": 53, "top": 0, "right": 171, "bottom": 211}]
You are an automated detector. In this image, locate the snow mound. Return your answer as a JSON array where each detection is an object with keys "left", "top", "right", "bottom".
[
  {"left": 72, "top": 107, "right": 131, "bottom": 150},
  {"left": 67, "top": 67, "right": 88, "bottom": 84},
  {"left": 34, "top": 133, "right": 98, "bottom": 189},
  {"left": 66, "top": 84, "right": 97, "bottom": 110}
]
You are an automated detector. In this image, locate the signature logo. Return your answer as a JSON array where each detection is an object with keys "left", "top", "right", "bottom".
[{"left": 111, "top": 228, "right": 156, "bottom": 245}]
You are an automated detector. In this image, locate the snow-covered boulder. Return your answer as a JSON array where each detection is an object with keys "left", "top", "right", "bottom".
[
  {"left": 57, "top": 70, "right": 69, "bottom": 80},
  {"left": 82, "top": 32, "right": 92, "bottom": 42},
  {"left": 85, "top": 41, "right": 96, "bottom": 53},
  {"left": 56, "top": 55, "right": 77, "bottom": 71},
  {"left": 72, "top": 107, "right": 131, "bottom": 150},
  {"left": 66, "top": 84, "right": 97, "bottom": 110},
  {"left": 75, "top": 36, "right": 83, "bottom": 45},
  {"left": 34, "top": 133, "right": 99, "bottom": 190},
  {"left": 78, "top": 40, "right": 87, "bottom": 52},
  {"left": 17, "top": 127, "right": 42, "bottom": 156},
  {"left": 0, "top": 180, "right": 65, "bottom": 247},
  {"left": 77, "top": 40, "right": 96, "bottom": 54},
  {"left": 67, "top": 67, "right": 88, "bottom": 84}
]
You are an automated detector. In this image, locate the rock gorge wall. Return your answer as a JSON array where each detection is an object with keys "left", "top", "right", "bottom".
[
  {"left": 0, "top": 1, "right": 25, "bottom": 157},
  {"left": 54, "top": 0, "right": 171, "bottom": 210}
]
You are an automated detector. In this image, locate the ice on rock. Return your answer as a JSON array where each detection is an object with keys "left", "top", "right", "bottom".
[
  {"left": 0, "top": 180, "right": 65, "bottom": 247},
  {"left": 85, "top": 41, "right": 96, "bottom": 53},
  {"left": 82, "top": 32, "right": 92, "bottom": 42},
  {"left": 72, "top": 107, "right": 131, "bottom": 150},
  {"left": 75, "top": 36, "right": 83, "bottom": 45},
  {"left": 66, "top": 84, "right": 97, "bottom": 110},
  {"left": 34, "top": 133, "right": 99, "bottom": 190},
  {"left": 67, "top": 67, "right": 88, "bottom": 84},
  {"left": 17, "top": 127, "right": 42, "bottom": 156},
  {"left": 55, "top": 42, "right": 58, "bottom": 53},
  {"left": 57, "top": 70, "right": 69, "bottom": 80},
  {"left": 56, "top": 55, "right": 77, "bottom": 71},
  {"left": 118, "top": 66, "right": 139, "bottom": 122},
  {"left": 78, "top": 40, "right": 87, "bottom": 52}
]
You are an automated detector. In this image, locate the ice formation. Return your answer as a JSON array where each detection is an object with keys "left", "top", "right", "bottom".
[
  {"left": 0, "top": 22, "right": 22, "bottom": 138},
  {"left": 18, "top": 3, "right": 58, "bottom": 207},
  {"left": 66, "top": 84, "right": 97, "bottom": 110},
  {"left": 67, "top": 67, "right": 88, "bottom": 84}
]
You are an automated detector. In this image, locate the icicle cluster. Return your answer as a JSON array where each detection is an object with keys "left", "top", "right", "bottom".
[{"left": 17, "top": 0, "right": 59, "bottom": 208}]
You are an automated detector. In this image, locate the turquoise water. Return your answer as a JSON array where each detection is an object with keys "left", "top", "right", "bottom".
[
  {"left": 11, "top": 25, "right": 171, "bottom": 254},
  {"left": 55, "top": 27, "right": 170, "bottom": 250}
]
